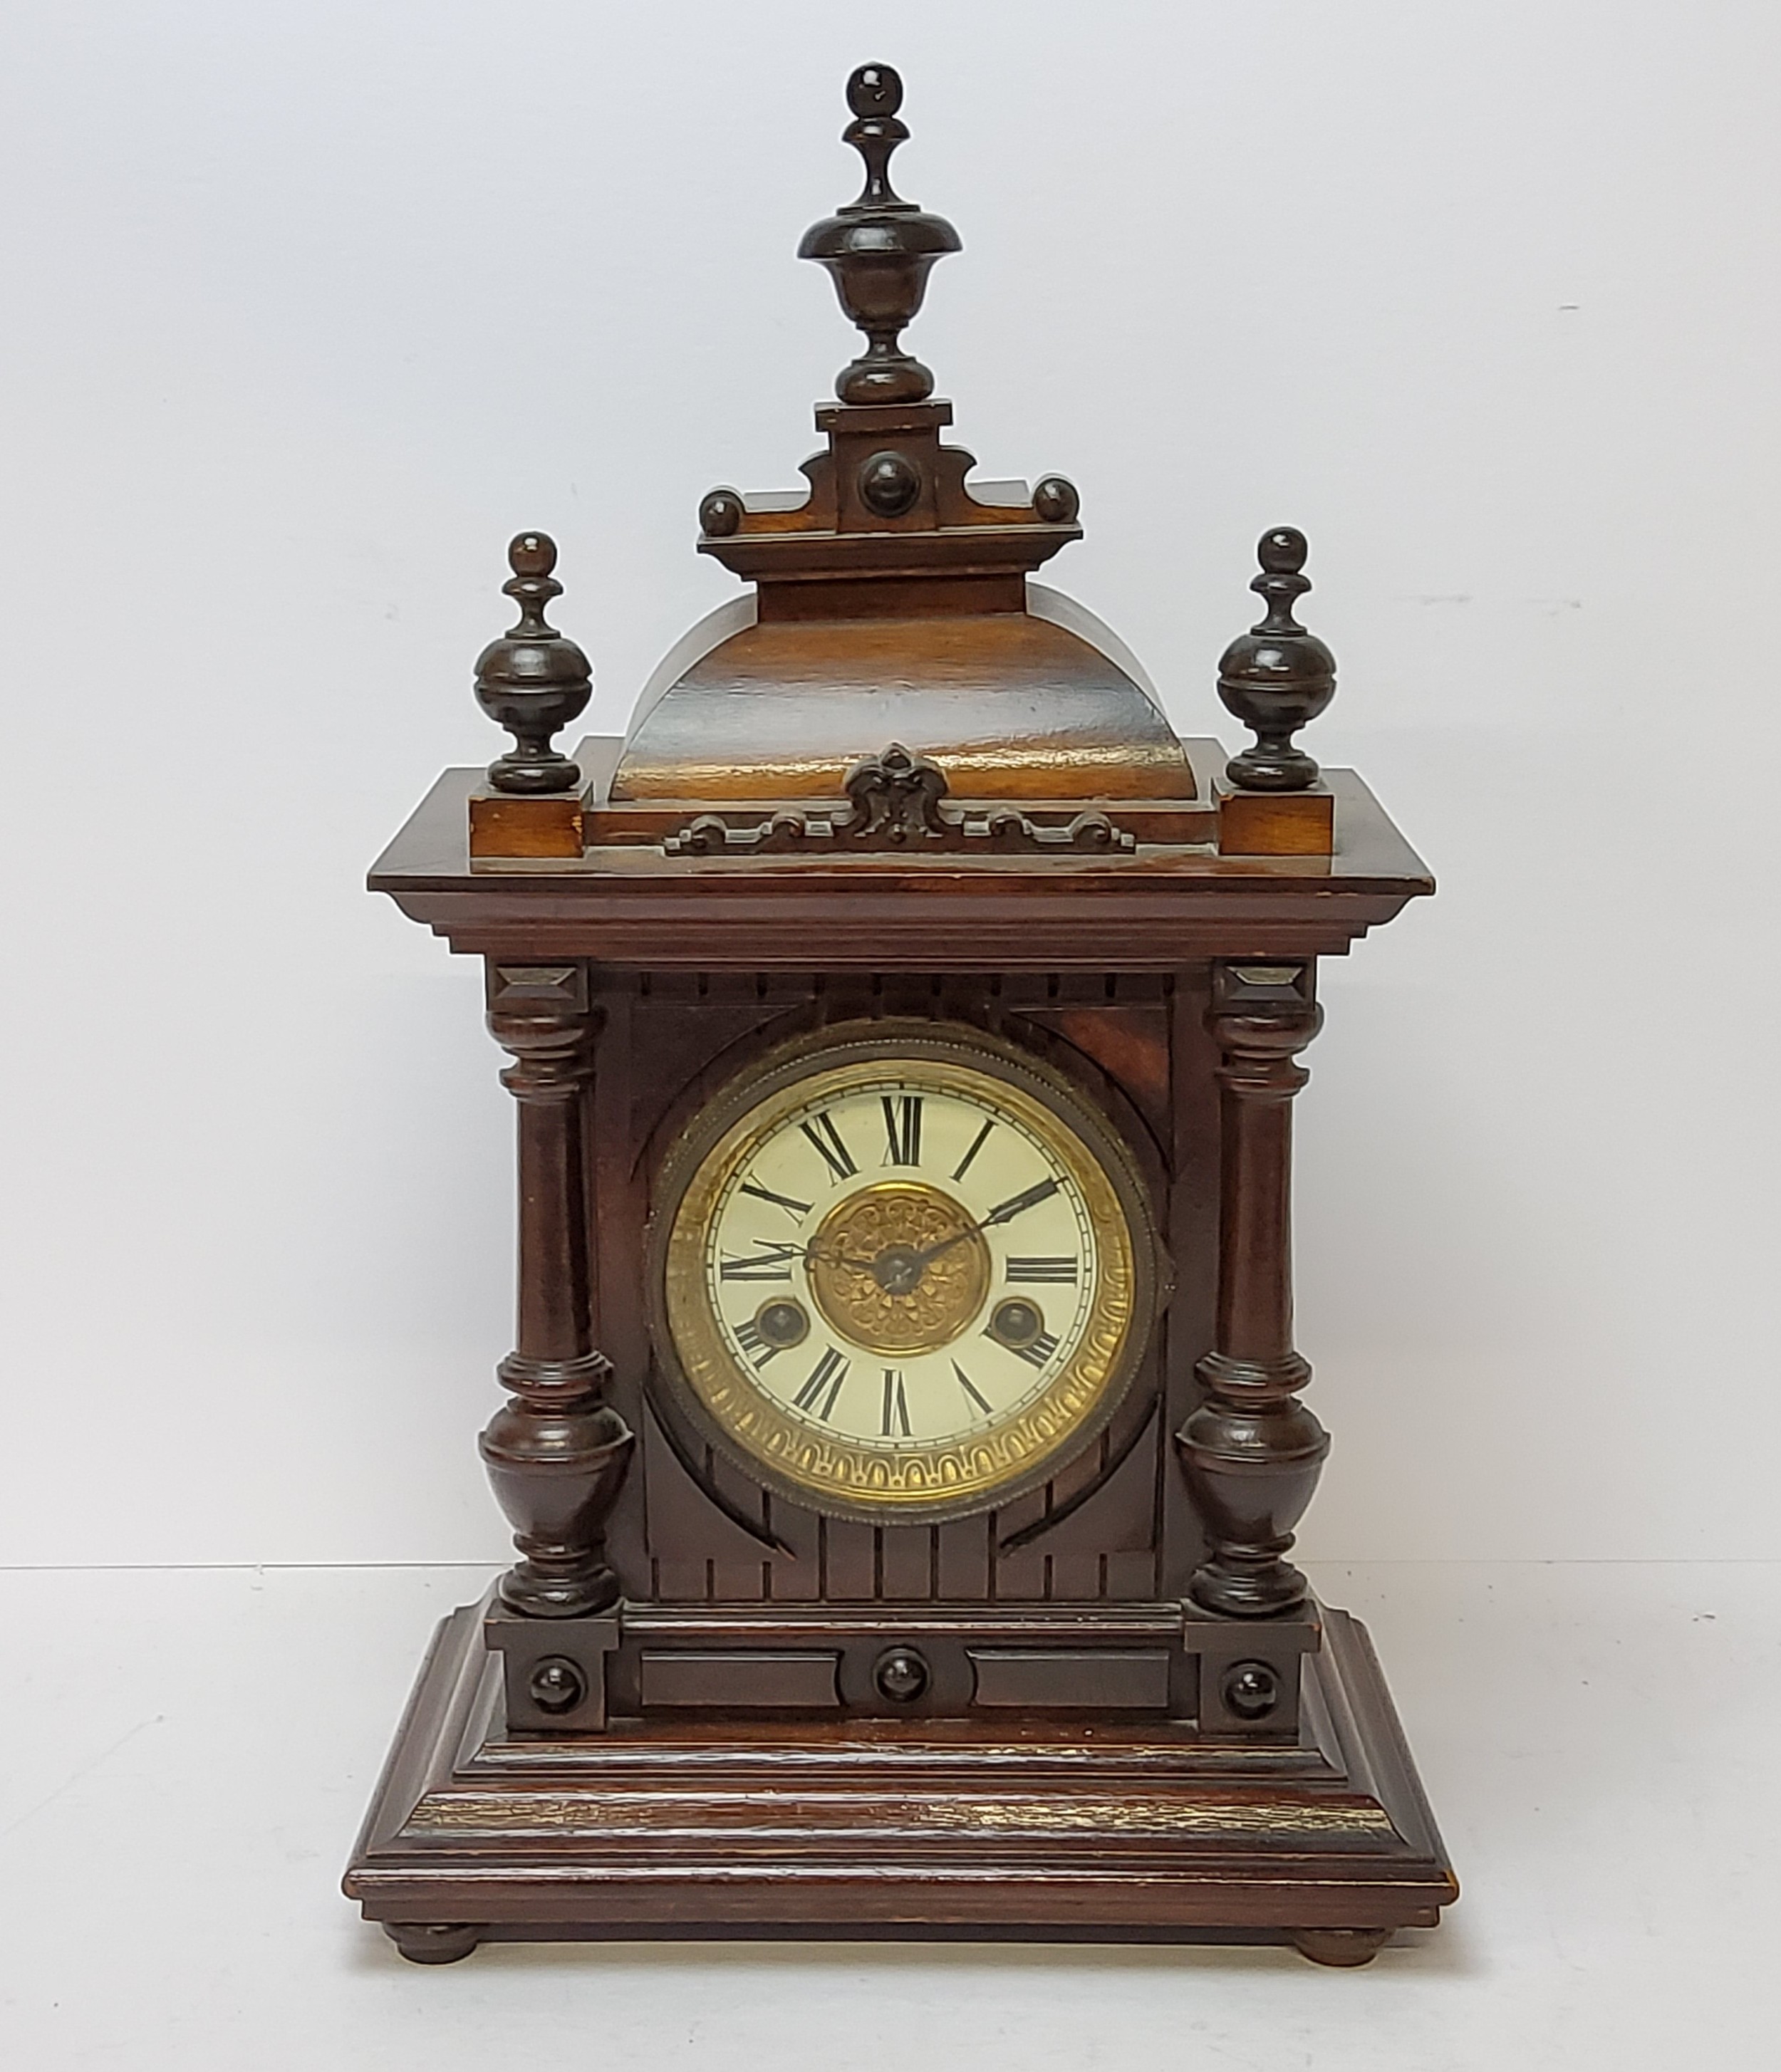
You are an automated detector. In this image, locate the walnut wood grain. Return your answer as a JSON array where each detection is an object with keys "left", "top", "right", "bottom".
[
  {"left": 1216, "top": 783, "right": 1335, "bottom": 857},
  {"left": 343, "top": 1598, "right": 1457, "bottom": 1954},
  {"left": 374, "top": 766, "right": 1428, "bottom": 967},
  {"left": 608, "top": 606, "right": 1195, "bottom": 808}
]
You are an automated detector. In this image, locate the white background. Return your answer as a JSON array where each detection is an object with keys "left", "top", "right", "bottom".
[{"left": 1, "top": 0, "right": 1777, "bottom": 1571}]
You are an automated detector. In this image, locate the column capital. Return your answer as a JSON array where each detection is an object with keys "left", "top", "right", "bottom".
[
  {"left": 1208, "top": 959, "right": 1321, "bottom": 1046},
  {"left": 486, "top": 964, "right": 598, "bottom": 1096}
]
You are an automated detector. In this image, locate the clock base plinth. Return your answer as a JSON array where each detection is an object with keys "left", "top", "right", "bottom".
[{"left": 344, "top": 1598, "right": 1456, "bottom": 1963}]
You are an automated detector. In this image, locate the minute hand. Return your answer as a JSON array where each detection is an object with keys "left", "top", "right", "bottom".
[
  {"left": 979, "top": 1177, "right": 1063, "bottom": 1229},
  {"left": 908, "top": 1177, "right": 1064, "bottom": 1273}
]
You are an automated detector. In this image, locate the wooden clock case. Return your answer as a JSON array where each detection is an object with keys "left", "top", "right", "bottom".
[{"left": 344, "top": 67, "right": 1456, "bottom": 1967}]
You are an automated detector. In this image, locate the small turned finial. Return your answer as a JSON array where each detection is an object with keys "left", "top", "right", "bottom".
[
  {"left": 473, "top": 532, "right": 591, "bottom": 795},
  {"left": 1217, "top": 526, "right": 1336, "bottom": 792},
  {"left": 843, "top": 63, "right": 909, "bottom": 211},
  {"left": 796, "top": 65, "right": 962, "bottom": 406}
]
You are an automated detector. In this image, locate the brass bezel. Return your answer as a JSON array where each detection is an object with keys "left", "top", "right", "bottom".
[{"left": 645, "top": 1020, "right": 1163, "bottom": 1526}]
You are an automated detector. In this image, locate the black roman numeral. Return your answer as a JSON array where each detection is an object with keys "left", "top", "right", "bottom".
[
  {"left": 799, "top": 1112, "right": 857, "bottom": 1184},
  {"left": 881, "top": 1093, "right": 923, "bottom": 1167},
  {"left": 950, "top": 1118, "right": 995, "bottom": 1182},
  {"left": 984, "top": 1177, "right": 1061, "bottom": 1227},
  {"left": 732, "top": 1317, "right": 781, "bottom": 1366},
  {"left": 881, "top": 1369, "right": 911, "bottom": 1437},
  {"left": 738, "top": 1180, "right": 813, "bottom": 1222},
  {"left": 792, "top": 1347, "right": 848, "bottom": 1420},
  {"left": 1006, "top": 1256, "right": 1079, "bottom": 1284},
  {"left": 1004, "top": 1330, "right": 1060, "bottom": 1370},
  {"left": 719, "top": 1244, "right": 799, "bottom": 1282},
  {"left": 952, "top": 1360, "right": 992, "bottom": 1415}
]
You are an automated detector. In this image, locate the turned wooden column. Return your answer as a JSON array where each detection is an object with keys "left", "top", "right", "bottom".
[
  {"left": 1178, "top": 960, "right": 1329, "bottom": 1616},
  {"left": 479, "top": 963, "right": 633, "bottom": 1617}
]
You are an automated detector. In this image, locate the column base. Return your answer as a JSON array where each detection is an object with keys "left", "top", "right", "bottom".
[
  {"left": 494, "top": 1562, "right": 622, "bottom": 1620},
  {"left": 1188, "top": 1554, "right": 1314, "bottom": 1619}
]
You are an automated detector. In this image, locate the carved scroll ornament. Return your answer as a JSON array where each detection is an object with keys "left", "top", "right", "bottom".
[{"left": 664, "top": 744, "right": 1136, "bottom": 858}]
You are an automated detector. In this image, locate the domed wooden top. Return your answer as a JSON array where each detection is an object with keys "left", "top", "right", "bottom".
[{"left": 611, "top": 586, "right": 1194, "bottom": 811}]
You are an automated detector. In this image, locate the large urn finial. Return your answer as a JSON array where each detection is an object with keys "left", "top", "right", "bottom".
[{"left": 796, "top": 64, "right": 962, "bottom": 405}]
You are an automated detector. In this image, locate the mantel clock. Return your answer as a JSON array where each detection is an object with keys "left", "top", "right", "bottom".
[{"left": 346, "top": 66, "right": 1457, "bottom": 1967}]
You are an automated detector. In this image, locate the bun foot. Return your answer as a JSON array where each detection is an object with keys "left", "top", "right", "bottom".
[
  {"left": 1291, "top": 1927, "right": 1391, "bottom": 1967},
  {"left": 384, "top": 1921, "right": 483, "bottom": 1964}
]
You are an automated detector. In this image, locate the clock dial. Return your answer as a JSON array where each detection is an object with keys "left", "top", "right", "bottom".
[{"left": 652, "top": 1029, "right": 1156, "bottom": 1522}]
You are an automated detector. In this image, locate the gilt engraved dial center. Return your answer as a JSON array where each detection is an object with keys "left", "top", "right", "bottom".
[{"left": 808, "top": 1180, "right": 991, "bottom": 1355}]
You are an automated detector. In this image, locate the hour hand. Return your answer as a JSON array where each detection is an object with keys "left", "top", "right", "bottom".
[
  {"left": 811, "top": 1245, "right": 886, "bottom": 1274},
  {"left": 716, "top": 1241, "right": 806, "bottom": 1281},
  {"left": 722, "top": 1239, "right": 878, "bottom": 1279}
]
